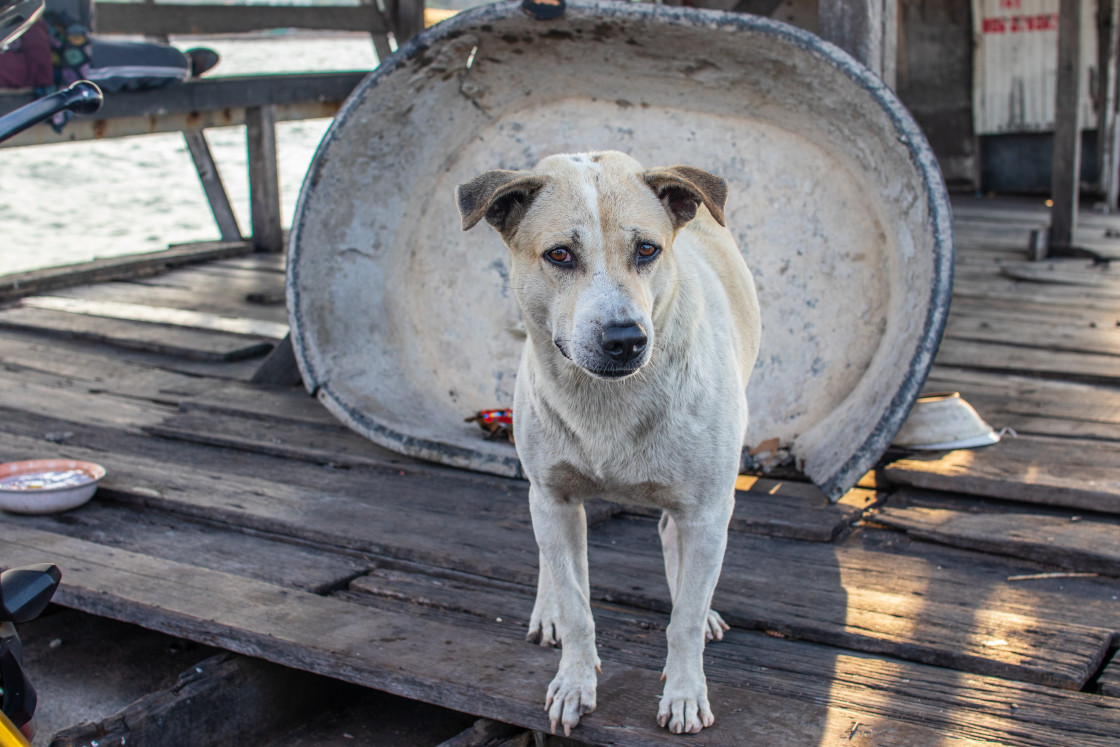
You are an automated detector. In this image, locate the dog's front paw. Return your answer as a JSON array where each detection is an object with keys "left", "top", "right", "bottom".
[
  {"left": 704, "top": 609, "right": 730, "bottom": 642},
  {"left": 545, "top": 663, "right": 598, "bottom": 736},
  {"left": 657, "top": 687, "right": 715, "bottom": 734}
]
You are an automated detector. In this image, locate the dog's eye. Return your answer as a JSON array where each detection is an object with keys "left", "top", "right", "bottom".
[
  {"left": 636, "top": 242, "right": 661, "bottom": 263},
  {"left": 545, "top": 247, "right": 574, "bottom": 267}
]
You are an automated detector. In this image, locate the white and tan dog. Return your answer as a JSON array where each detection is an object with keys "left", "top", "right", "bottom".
[{"left": 457, "top": 151, "right": 760, "bottom": 736}]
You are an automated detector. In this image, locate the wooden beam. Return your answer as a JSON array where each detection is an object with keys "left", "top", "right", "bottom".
[
  {"left": 246, "top": 106, "right": 283, "bottom": 254},
  {"left": 92, "top": 3, "right": 388, "bottom": 37},
  {"left": 184, "top": 130, "right": 242, "bottom": 243},
  {"left": 0, "top": 72, "right": 365, "bottom": 120},
  {"left": 0, "top": 72, "right": 366, "bottom": 149},
  {"left": 1050, "top": 0, "right": 1084, "bottom": 249},
  {"left": 1101, "top": 0, "right": 1120, "bottom": 210}
]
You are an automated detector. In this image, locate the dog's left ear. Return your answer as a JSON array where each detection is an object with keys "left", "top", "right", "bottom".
[
  {"left": 457, "top": 170, "right": 548, "bottom": 233},
  {"left": 643, "top": 166, "right": 728, "bottom": 229}
]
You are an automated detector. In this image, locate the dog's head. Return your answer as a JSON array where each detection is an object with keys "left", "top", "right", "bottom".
[{"left": 457, "top": 151, "right": 727, "bottom": 380}]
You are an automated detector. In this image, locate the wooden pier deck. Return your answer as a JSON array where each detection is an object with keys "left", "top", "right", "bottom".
[{"left": 2, "top": 195, "right": 1120, "bottom": 745}]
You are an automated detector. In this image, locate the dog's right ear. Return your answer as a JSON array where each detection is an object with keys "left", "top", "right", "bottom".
[{"left": 457, "top": 170, "right": 547, "bottom": 233}]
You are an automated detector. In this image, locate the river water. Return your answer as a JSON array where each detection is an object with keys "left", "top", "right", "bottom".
[{"left": 0, "top": 33, "right": 379, "bottom": 275}]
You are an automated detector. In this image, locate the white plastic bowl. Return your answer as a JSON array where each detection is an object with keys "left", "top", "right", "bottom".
[
  {"left": 0, "top": 459, "right": 105, "bottom": 514},
  {"left": 892, "top": 392, "right": 1000, "bottom": 451}
]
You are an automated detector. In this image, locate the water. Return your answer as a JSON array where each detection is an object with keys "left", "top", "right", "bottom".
[{"left": 0, "top": 34, "right": 379, "bottom": 275}]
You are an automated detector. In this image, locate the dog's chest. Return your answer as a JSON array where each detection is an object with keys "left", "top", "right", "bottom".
[{"left": 545, "top": 459, "right": 677, "bottom": 508}]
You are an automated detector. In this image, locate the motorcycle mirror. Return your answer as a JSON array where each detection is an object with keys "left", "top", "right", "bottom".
[{"left": 0, "top": 564, "right": 61, "bottom": 624}]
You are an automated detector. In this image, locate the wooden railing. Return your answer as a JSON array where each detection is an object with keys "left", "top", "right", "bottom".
[{"left": 0, "top": 2, "right": 426, "bottom": 252}]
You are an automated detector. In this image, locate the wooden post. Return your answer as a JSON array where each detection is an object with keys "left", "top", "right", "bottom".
[
  {"left": 1100, "top": 0, "right": 1120, "bottom": 211},
  {"left": 363, "top": 0, "right": 395, "bottom": 63},
  {"left": 1050, "top": 0, "right": 1084, "bottom": 250},
  {"left": 393, "top": 0, "right": 425, "bottom": 44},
  {"left": 245, "top": 105, "right": 283, "bottom": 253},
  {"left": 819, "top": 0, "right": 897, "bottom": 87},
  {"left": 183, "top": 130, "right": 242, "bottom": 243}
]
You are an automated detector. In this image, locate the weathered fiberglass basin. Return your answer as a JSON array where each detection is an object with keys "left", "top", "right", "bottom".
[{"left": 287, "top": 0, "right": 953, "bottom": 501}]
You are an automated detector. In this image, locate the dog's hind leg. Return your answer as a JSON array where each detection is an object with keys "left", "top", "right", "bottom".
[
  {"left": 529, "top": 484, "right": 600, "bottom": 736},
  {"left": 657, "top": 497, "right": 734, "bottom": 734},
  {"left": 658, "top": 511, "right": 729, "bottom": 642}
]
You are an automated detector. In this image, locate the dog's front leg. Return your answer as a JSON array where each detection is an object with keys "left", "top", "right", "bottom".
[
  {"left": 529, "top": 484, "right": 600, "bottom": 736},
  {"left": 658, "top": 497, "right": 733, "bottom": 734},
  {"left": 659, "top": 512, "right": 730, "bottom": 642}
]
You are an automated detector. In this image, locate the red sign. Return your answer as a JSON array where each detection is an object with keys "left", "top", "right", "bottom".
[{"left": 982, "top": 13, "right": 1059, "bottom": 33}]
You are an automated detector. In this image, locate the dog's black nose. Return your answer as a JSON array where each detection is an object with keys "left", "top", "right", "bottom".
[{"left": 601, "top": 324, "right": 647, "bottom": 364}]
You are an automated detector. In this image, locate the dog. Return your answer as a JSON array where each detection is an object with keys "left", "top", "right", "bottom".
[{"left": 457, "top": 151, "right": 761, "bottom": 735}]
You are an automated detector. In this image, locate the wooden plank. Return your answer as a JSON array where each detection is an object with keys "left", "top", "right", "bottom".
[
  {"left": 144, "top": 409, "right": 420, "bottom": 470},
  {"left": 883, "top": 435, "right": 1120, "bottom": 513},
  {"left": 80, "top": 430, "right": 1120, "bottom": 686},
  {"left": 0, "top": 524, "right": 980, "bottom": 747},
  {"left": 50, "top": 652, "right": 344, "bottom": 747},
  {"left": 10, "top": 500, "right": 369, "bottom": 593},
  {"left": 345, "top": 567, "right": 1120, "bottom": 747},
  {"left": 47, "top": 280, "right": 289, "bottom": 325},
  {"left": 1100, "top": 650, "right": 1120, "bottom": 697},
  {"left": 1001, "top": 259, "right": 1120, "bottom": 287},
  {"left": 176, "top": 381, "right": 339, "bottom": 427},
  {"left": 0, "top": 329, "right": 254, "bottom": 402},
  {"left": 875, "top": 504, "right": 1120, "bottom": 575},
  {"left": 214, "top": 253, "right": 286, "bottom": 274},
  {"left": 0, "top": 241, "right": 251, "bottom": 302},
  {"left": 946, "top": 296, "right": 1120, "bottom": 328},
  {"left": 589, "top": 517, "right": 1113, "bottom": 690},
  {"left": 2, "top": 421, "right": 1108, "bottom": 689},
  {"left": 246, "top": 106, "right": 284, "bottom": 253},
  {"left": 92, "top": 3, "right": 388, "bottom": 36},
  {"left": 151, "top": 401, "right": 873, "bottom": 542},
  {"left": 623, "top": 474, "right": 878, "bottom": 542},
  {"left": 944, "top": 315, "right": 1120, "bottom": 357},
  {"left": 0, "top": 306, "right": 274, "bottom": 362},
  {"left": 933, "top": 338, "right": 1120, "bottom": 384},
  {"left": 20, "top": 296, "right": 288, "bottom": 339},
  {"left": 952, "top": 270, "right": 1120, "bottom": 302},
  {"left": 0, "top": 333, "right": 212, "bottom": 401},
  {"left": 0, "top": 371, "right": 174, "bottom": 431}
]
